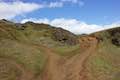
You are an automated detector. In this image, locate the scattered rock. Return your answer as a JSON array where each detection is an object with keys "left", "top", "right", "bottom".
[
  {"left": 52, "top": 28, "right": 79, "bottom": 45},
  {"left": 108, "top": 27, "right": 120, "bottom": 46}
]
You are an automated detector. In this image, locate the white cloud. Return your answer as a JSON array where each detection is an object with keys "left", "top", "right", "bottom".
[
  {"left": 0, "top": 0, "right": 82, "bottom": 19},
  {"left": 21, "top": 18, "right": 120, "bottom": 34},
  {"left": 21, "top": 18, "right": 50, "bottom": 24},
  {"left": 0, "top": 1, "right": 41, "bottom": 19},
  {"left": 61, "top": 0, "right": 78, "bottom": 3},
  {"left": 61, "top": 0, "right": 84, "bottom": 6},
  {"left": 48, "top": 2, "right": 63, "bottom": 8},
  {"left": 43, "top": 0, "right": 84, "bottom": 8}
]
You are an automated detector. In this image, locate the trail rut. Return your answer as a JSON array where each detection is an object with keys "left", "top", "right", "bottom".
[
  {"left": 41, "top": 37, "right": 98, "bottom": 80},
  {"left": 64, "top": 37, "right": 98, "bottom": 80}
]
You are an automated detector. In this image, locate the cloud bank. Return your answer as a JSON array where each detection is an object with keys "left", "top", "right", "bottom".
[
  {"left": 0, "top": 1, "right": 64, "bottom": 19},
  {"left": 0, "top": 1, "right": 41, "bottom": 19},
  {"left": 21, "top": 18, "right": 120, "bottom": 34},
  {"left": 0, "top": 0, "right": 83, "bottom": 19}
]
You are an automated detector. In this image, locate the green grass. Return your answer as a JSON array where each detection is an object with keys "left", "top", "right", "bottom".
[
  {"left": 88, "top": 54, "right": 115, "bottom": 80},
  {"left": 91, "top": 56, "right": 113, "bottom": 71},
  {"left": 0, "top": 39, "right": 47, "bottom": 75},
  {"left": 53, "top": 44, "right": 81, "bottom": 56},
  {"left": 87, "top": 38, "right": 120, "bottom": 80}
]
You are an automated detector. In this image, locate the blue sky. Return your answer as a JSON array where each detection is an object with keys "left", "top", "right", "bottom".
[
  {"left": 0, "top": 0, "right": 120, "bottom": 34},
  {"left": 14, "top": 0, "right": 120, "bottom": 25}
]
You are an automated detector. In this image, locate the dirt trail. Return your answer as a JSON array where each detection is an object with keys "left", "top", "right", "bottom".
[
  {"left": 40, "top": 36, "right": 98, "bottom": 80},
  {"left": 41, "top": 49, "right": 65, "bottom": 80},
  {"left": 37, "top": 45, "right": 66, "bottom": 80},
  {"left": 63, "top": 37, "right": 98, "bottom": 80},
  {"left": 23, "top": 43, "right": 66, "bottom": 80}
]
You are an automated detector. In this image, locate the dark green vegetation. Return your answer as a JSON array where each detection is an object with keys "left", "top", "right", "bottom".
[{"left": 0, "top": 19, "right": 120, "bottom": 80}]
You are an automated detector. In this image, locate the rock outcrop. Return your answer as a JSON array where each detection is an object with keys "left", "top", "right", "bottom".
[
  {"left": 52, "top": 28, "right": 79, "bottom": 45},
  {"left": 108, "top": 27, "right": 120, "bottom": 46}
]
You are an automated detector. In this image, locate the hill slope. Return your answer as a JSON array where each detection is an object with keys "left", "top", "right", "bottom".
[{"left": 0, "top": 19, "right": 120, "bottom": 80}]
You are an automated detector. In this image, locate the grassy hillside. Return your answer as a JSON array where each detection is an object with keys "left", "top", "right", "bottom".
[
  {"left": 0, "top": 19, "right": 119, "bottom": 80},
  {"left": 87, "top": 27, "right": 120, "bottom": 80},
  {"left": 0, "top": 19, "right": 80, "bottom": 80}
]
